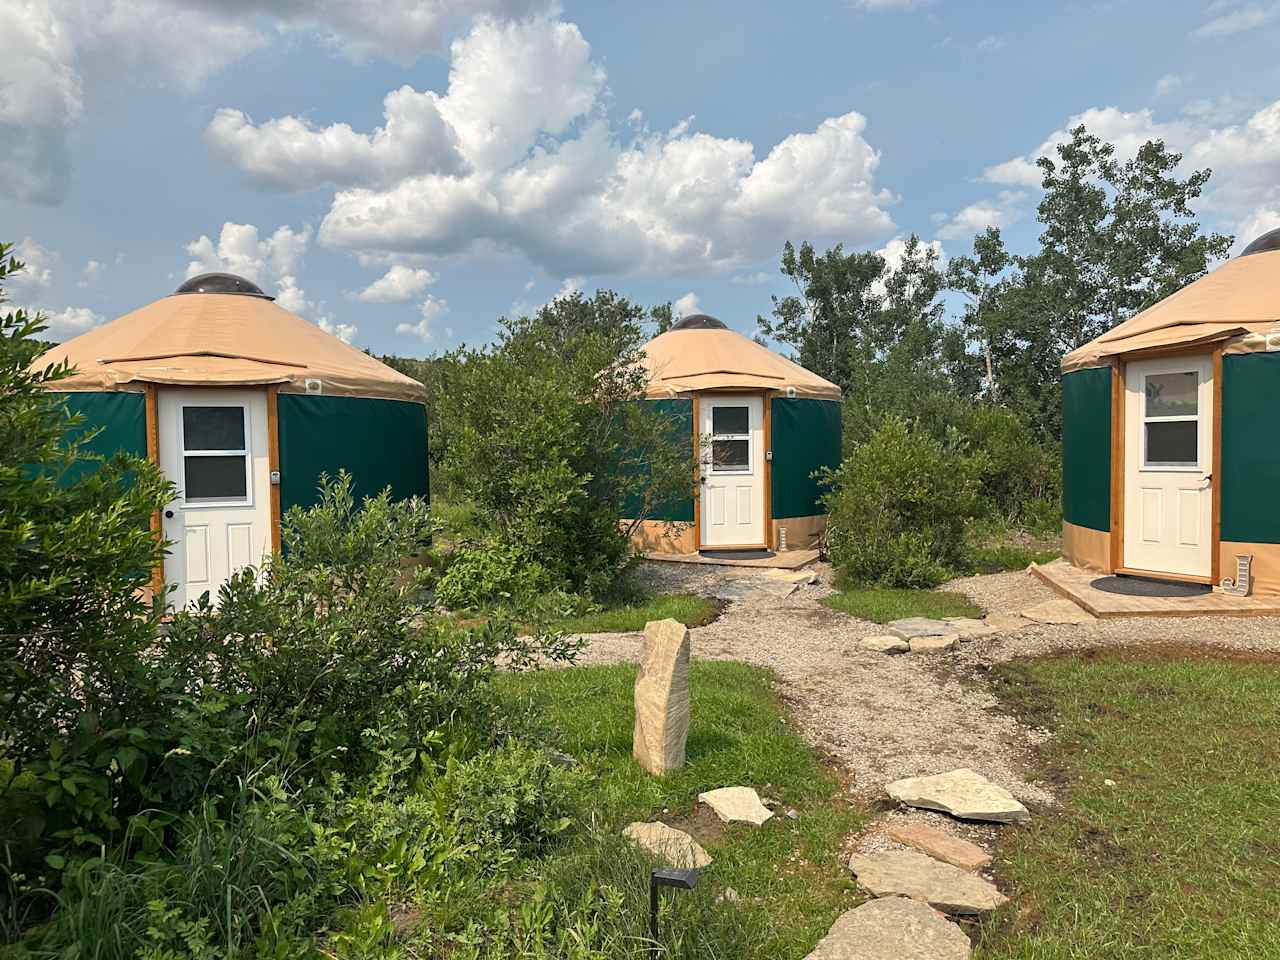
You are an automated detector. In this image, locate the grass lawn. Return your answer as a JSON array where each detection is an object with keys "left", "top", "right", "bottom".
[
  {"left": 966, "top": 541, "right": 1061, "bottom": 574},
  {"left": 476, "top": 661, "right": 867, "bottom": 958},
  {"left": 821, "top": 586, "right": 984, "bottom": 623},
  {"left": 977, "top": 649, "right": 1280, "bottom": 959},
  {"left": 545, "top": 593, "right": 721, "bottom": 634}
]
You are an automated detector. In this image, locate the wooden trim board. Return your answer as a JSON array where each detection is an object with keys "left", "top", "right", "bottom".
[
  {"left": 691, "top": 393, "right": 701, "bottom": 551},
  {"left": 145, "top": 383, "right": 164, "bottom": 600},
  {"left": 1211, "top": 347, "right": 1223, "bottom": 585},
  {"left": 1109, "top": 358, "right": 1125, "bottom": 573},
  {"left": 266, "top": 385, "right": 282, "bottom": 554},
  {"left": 762, "top": 392, "right": 773, "bottom": 551}
]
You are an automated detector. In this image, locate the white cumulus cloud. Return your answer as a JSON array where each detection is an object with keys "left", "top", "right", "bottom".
[
  {"left": 935, "top": 191, "right": 1025, "bottom": 241},
  {"left": 673, "top": 292, "right": 701, "bottom": 317},
  {"left": 1, "top": 0, "right": 548, "bottom": 204},
  {"left": 7, "top": 238, "right": 58, "bottom": 291},
  {"left": 184, "top": 222, "right": 312, "bottom": 285},
  {"left": 397, "top": 295, "right": 449, "bottom": 341},
  {"left": 355, "top": 265, "right": 437, "bottom": 303},
  {"left": 206, "top": 14, "right": 896, "bottom": 277}
]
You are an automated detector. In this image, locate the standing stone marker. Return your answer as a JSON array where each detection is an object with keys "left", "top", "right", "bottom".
[{"left": 633, "top": 618, "right": 691, "bottom": 775}]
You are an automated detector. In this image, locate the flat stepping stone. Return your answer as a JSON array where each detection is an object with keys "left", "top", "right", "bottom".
[
  {"left": 1020, "top": 598, "right": 1096, "bottom": 625},
  {"left": 944, "top": 617, "right": 998, "bottom": 640},
  {"left": 860, "top": 635, "right": 909, "bottom": 654},
  {"left": 698, "top": 786, "right": 774, "bottom": 825},
  {"left": 765, "top": 568, "right": 818, "bottom": 585},
  {"left": 886, "top": 617, "right": 952, "bottom": 639},
  {"left": 803, "top": 896, "right": 970, "bottom": 959},
  {"left": 908, "top": 634, "right": 959, "bottom": 653},
  {"left": 983, "top": 612, "right": 1032, "bottom": 632},
  {"left": 623, "top": 821, "right": 712, "bottom": 868},
  {"left": 849, "top": 849, "right": 1008, "bottom": 915},
  {"left": 887, "top": 768, "right": 1030, "bottom": 823},
  {"left": 887, "top": 822, "right": 992, "bottom": 870}
]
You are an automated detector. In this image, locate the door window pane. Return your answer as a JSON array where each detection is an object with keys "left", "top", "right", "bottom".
[
  {"left": 712, "top": 406, "right": 749, "bottom": 435},
  {"left": 1145, "top": 373, "right": 1198, "bottom": 418},
  {"left": 184, "top": 455, "right": 248, "bottom": 500},
  {"left": 1145, "top": 421, "right": 1198, "bottom": 467},
  {"left": 712, "top": 439, "right": 749, "bottom": 471},
  {"left": 183, "top": 406, "right": 246, "bottom": 451}
]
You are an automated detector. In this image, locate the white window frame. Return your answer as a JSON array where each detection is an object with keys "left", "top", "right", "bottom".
[
  {"left": 178, "top": 401, "right": 254, "bottom": 507},
  {"left": 709, "top": 403, "right": 752, "bottom": 476},
  {"left": 1140, "top": 369, "right": 1201, "bottom": 472}
]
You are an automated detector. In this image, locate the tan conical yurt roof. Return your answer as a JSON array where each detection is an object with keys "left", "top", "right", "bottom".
[
  {"left": 640, "top": 315, "right": 841, "bottom": 399},
  {"left": 1062, "top": 241, "right": 1280, "bottom": 372},
  {"left": 33, "top": 274, "right": 424, "bottom": 403}
]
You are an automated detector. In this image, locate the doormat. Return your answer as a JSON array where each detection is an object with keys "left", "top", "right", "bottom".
[
  {"left": 1089, "top": 575, "right": 1211, "bottom": 598},
  {"left": 699, "top": 549, "right": 776, "bottom": 561}
]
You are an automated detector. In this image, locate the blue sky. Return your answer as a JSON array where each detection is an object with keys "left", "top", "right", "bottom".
[{"left": 5, "top": 0, "right": 1280, "bottom": 354}]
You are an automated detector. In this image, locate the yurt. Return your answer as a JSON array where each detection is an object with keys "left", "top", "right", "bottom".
[
  {"left": 1060, "top": 228, "right": 1280, "bottom": 596},
  {"left": 629, "top": 314, "right": 842, "bottom": 556},
  {"left": 34, "top": 273, "right": 429, "bottom": 607}
]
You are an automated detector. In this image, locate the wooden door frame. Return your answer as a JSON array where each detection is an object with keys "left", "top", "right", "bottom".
[
  {"left": 1109, "top": 346, "right": 1222, "bottom": 584},
  {"left": 692, "top": 390, "right": 772, "bottom": 552}
]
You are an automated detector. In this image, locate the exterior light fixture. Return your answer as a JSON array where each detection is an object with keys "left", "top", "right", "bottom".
[{"left": 649, "top": 867, "right": 698, "bottom": 959}]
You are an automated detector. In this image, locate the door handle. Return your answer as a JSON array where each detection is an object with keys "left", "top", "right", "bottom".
[{"left": 164, "top": 509, "right": 174, "bottom": 518}]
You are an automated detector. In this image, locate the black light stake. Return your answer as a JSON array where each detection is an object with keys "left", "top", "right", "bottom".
[{"left": 648, "top": 867, "right": 698, "bottom": 959}]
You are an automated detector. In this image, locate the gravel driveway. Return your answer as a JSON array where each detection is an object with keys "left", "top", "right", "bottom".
[{"left": 574, "top": 561, "right": 1280, "bottom": 806}]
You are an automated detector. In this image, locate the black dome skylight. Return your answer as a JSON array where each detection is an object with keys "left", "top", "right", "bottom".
[
  {"left": 1239, "top": 228, "right": 1280, "bottom": 258},
  {"left": 670, "top": 313, "right": 727, "bottom": 330},
  {"left": 174, "top": 272, "right": 274, "bottom": 299}
]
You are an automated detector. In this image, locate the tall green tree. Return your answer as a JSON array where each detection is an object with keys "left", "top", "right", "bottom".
[
  {"left": 758, "top": 235, "right": 967, "bottom": 441},
  {"left": 1025, "top": 126, "right": 1231, "bottom": 353}
]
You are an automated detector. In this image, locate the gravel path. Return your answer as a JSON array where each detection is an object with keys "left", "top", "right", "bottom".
[{"left": 576, "top": 561, "right": 1280, "bottom": 806}]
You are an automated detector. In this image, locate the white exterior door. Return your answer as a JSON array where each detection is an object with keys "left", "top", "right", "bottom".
[
  {"left": 700, "top": 395, "right": 765, "bottom": 548},
  {"left": 158, "top": 388, "right": 272, "bottom": 608},
  {"left": 1123, "top": 356, "right": 1213, "bottom": 578}
]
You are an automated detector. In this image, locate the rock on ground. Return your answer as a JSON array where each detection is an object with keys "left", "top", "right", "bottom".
[
  {"left": 886, "top": 822, "right": 992, "bottom": 870},
  {"left": 909, "top": 634, "right": 960, "bottom": 654},
  {"left": 887, "top": 768, "right": 1030, "bottom": 823},
  {"left": 887, "top": 617, "right": 953, "bottom": 639},
  {"left": 803, "top": 897, "right": 970, "bottom": 959},
  {"left": 860, "top": 635, "right": 910, "bottom": 654},
  {"left": 622, "top": 821, "right": 712, "bottom": 869},
  {"left": 849, "top": 850, "right": 1008, "bottom": 915},
  {"left": 633, "top": 619, "right": 691, "bottom": 775},
  {"left": 698, "top": 786, "right": 774, "bottom": 825},
  {"left": 1021, "top": 598, "right": 1097, "bottom": 625}
]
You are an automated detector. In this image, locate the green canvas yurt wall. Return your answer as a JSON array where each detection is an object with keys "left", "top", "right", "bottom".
[
  {"left": 278, "top": 394, "right": 430, "bottom": 514},
  {"left": 770, "top": 397, "right": 841, "bottom": 521},
  {"left": 1220, "top": 352, "right": 1280, "bottom": 545}
]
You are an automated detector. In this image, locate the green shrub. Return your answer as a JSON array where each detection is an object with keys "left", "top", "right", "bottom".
[
  {"left": 821, "top": 416, "right": 986, "bottom": 587},
  {"left": 435, "top": 539, "right": 554, "bottom": 612},
  {"left": 437, "top": 743, "right": 579, "bottom": 863},
  {"left": 952, "top": 405, "right": 1060, "bottom": 528},
  {"left": 433, "top": 291, "right": 693, "bottom": 606}
]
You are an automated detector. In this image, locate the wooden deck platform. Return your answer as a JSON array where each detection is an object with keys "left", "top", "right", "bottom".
[
  {"left": 644, "top": 548, "right": 820, "bottom": 570},
  {"left": 1031, "top": 559, "right": 1280, "bottom": 619}
]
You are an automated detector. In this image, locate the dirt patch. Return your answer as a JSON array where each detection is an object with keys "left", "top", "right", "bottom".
[{"left": 663, "top": 803, "right": 726, "bottom": 846}]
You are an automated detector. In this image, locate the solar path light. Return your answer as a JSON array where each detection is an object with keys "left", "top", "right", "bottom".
[{"left": 648, "top": 867, "right": 697, "bottom": 959}]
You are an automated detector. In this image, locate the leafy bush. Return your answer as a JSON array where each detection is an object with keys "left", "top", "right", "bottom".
[
  {"left": 821, "top": 416, "right": 986, "bottom": 587},
  {"left": 951, "top": 405, "right": 1060, "bottom": 529},
  {"left": 437, "top": 743, "right": 578, "bottom": 862},
  {"left": 435, "top": 539, "right": 554, "bottom": 612},
  {"left": 2, "top": 465, "right": 580, "bottom": 947},
  {"left": 432, "top": 291, "right": 693, "bottom": 608}
]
